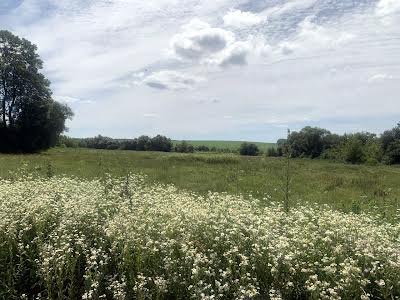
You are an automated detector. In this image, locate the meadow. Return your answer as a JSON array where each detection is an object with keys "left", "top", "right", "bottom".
[
  {"left": 1, "top": 174, "right": 400, "bottom": 299},
  {"left": 1, "top": 148, "right": 400, "bottom": 299},
  {"left": 172, "top": 140, "right": 275, "bottom": 151},
  {"left": 0, "top": 148, "right": 399, "bottom": 220}
]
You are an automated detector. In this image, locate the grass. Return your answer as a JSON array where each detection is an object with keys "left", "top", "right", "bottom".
[
  {"left": 0, "top": 147, "right": 399, "bottom": 220},
  {"left": 172, "top": 140, "right": 276, "bottom": 151}
]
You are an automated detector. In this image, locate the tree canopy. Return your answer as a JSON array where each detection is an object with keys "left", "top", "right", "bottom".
[{"left": 0, "top": 30, "right": 72, "bottom": 152}]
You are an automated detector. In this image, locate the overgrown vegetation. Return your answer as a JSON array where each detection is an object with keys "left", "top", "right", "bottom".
[
  {"left": 1, "top": 174, "right": 400, "bottom": 299},
  {"left": 267, "top": 123, "right": 400, "bottom": 165},
  {"left": 1, "top": 148, "right": 399, "bottom": 221}
]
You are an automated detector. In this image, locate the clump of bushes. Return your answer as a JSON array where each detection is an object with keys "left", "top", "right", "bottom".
[
  {"left": 239, "top": 143, "right": 260, "bottom": 156},
  {"left": 275, "top": 122, "right": 400, "bottom": 165},
  {"left": 174, "top": 141, "right": 194, "bottom": 153}
]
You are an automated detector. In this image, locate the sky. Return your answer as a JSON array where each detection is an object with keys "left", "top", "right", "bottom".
[{"left": 0, "top": 0, "right": 399, "bottom": 142}]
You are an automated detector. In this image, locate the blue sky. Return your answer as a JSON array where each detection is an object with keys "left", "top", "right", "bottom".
[{"left": 1, "top": 0, "right": 399, "bottom": 142}]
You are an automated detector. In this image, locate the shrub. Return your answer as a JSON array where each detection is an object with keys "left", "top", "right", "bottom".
[
  {"left": 175, "top": 141, "right": 194, "bottom": 153},
  {"left": 195, "top": 145, "right": 210, "bottom": 152},
  {"left": 239, "top": 143, "right": 259, "bottom": 156}
]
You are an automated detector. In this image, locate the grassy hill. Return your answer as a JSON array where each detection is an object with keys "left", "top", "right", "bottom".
[{"left": 173, "top": 140, "right": 275, "bottom": 151}]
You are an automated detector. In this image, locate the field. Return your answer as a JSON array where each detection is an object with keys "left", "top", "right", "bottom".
[
  {"left": 1, "top": 148, "right": 400, "bottom": 299},
  {"left": 0, "top": 148, "right": 399, "bottom": 220},
  {"left": 172, "top": 140, "right": 275, "bottom": 151}
]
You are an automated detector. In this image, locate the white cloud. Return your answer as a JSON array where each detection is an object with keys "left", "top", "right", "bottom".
[
  {"left": 54, "top": 95, "right": 81, "bottom": 104},
  {"left": 2, "top": 0, "right": 400, "bottom": 141},
  {"left": 223, "top": 10, "right": 264, "bottom": 29},
  {"left": 368, "top": 73, "right": 394, "bottom": 83},
  {"left": 376, "top": 0, "right": 400, "bottom": 25},
  {"left": 54, "top": 95, "right": 93, "bottom": 105},
  {"left": 143, "top": 113, "right": 159, "bottom": 118},
  {"left": 142, "top": 71, "right": 205, "bottom": 90},
  {"left": 210, "top": 41, "right": 252, "bottom": 67},
  {"left": 278, "top": 17, "right": 354, "bottom": 56},
  {"left": 170, "top": 19, "right": 267, "bottom": 67},
  {"left": 170, "top": 19, "right": 234, "bottom": 61},
  {"left": 376, "top": 0, "right": 400, "bottom": 16}
]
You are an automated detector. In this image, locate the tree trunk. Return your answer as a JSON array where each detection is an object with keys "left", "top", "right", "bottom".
[{"left": 1, "top": 76, "right": 7, "bottom": 128}]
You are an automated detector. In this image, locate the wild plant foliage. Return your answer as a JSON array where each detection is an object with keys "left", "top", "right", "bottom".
[{"left": 1, "top": 174, "right": 399, "bottom": 299}]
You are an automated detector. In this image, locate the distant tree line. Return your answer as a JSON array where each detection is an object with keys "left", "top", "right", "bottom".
[
  {"left": 264, "top": 123, "right": 400, "bottom": 165},
  {"left": 58, "top": 135, "right": 231, "bottom": 153}
]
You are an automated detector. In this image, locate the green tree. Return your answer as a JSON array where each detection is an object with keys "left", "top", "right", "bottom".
[
  {"left": 150, "top": 135, "right": 173, "bottom": 152},
  {"left": 381, "top": 122, "right": 400, "bottom": 164},
  {"left": 0, "top": 30, "right": 72, "bottom": 152},
  {"left": 288, "top": 127, "right": 332, "bottom": 158},
  {"left": 342, "top": 136, "right": 366, "bottom": 164}
]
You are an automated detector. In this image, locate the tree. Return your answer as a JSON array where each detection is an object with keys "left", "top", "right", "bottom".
[
  {"left": 150, "top": 135, "right": 173, "bottom": 152},
  {"left": 287, "top": 127, "right": 332, "bottom": 158},
  {"left": 0, "top": 30, "right": 72, "bottom": 152},
  {"left": 239, "top": 143, "right": 259, "bottom": 156},
  {"left": 381, "top": 122, "right": 400, "bottom": 164},
  {"left": 136, "top": 135, "right": 151, "bottom": 151},
  {"left": 342, "top": 136, "right": 366, "bottom": 164}
]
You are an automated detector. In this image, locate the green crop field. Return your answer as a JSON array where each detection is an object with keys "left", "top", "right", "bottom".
[{"left": 173, "top": 140, "right": 276, "bottom": 151}]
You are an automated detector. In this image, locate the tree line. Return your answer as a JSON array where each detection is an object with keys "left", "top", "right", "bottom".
[
  {"left": 264, "top": 123, "right": 400, "bottom": 165},
  {"left": 60, "top": 122, "right": 400, "bottom": 166},
  {"left": 58, "top": 135, "right": 224, "bottom": 153}
]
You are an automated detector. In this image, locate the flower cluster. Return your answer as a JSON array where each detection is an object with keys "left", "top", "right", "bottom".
[{"left": 0, "top": 174, "right": 399, "bottom": 299}]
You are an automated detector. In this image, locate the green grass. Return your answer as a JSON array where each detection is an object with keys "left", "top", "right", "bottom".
[
  {"left": 0, "top": 147, "right": 399, "bottom": 220},
  {"left": 172, "top": 140, "right": 275, "bottom": 151}
]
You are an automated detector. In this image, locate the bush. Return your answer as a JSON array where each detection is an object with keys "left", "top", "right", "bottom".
[
  {"left": 266, "top": 147, "right": 279, "bottom": 157},
  {"left": 342, "top": 136, "right": 366, "bottom": 164},
  {"left": 239, "top": 143, "right": 259, "bottom": 156},
  {"left": 175, "top": 141, "right": 194, "bottom": 153},
  {"left": 195, "top": 145, "right": 210, "bottom": 152}
]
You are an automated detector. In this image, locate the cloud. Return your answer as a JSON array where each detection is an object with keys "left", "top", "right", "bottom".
[
  {"left": 170, "top": 19, "right": 234, "bottom": 61},
  {"left": 210, "top": 41, "right": 252, "bottom": 67},
  {"left": 143, "top": 113, "right": 158, "bottom": 118},
  {"left": 3, "top": 0, "right": 400, "bottom": 141},
  {"left": 54, "top": 95, "right": 93, "bottom": 105},
  {"left": 223, "top": 10, "right": 264, "bottom": 28},
  {"left": 170, "top": 18, "right": 267, "bottom": 67},
  {"left": 277, "top": 16, "right": 354, "bottom": 56},
  {"left": 376, "top": 0, "right": 400, "bottom": 16},
  {"left": 367, "top": 73, "right": 394, "bottom": 83},
  {"left": 142, "top": 71, "right": 205, "bottom": 90},
  {"left": 376, "top": 0, "right": 400, "bottom": 25}
]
